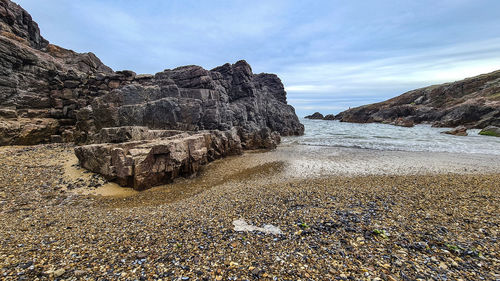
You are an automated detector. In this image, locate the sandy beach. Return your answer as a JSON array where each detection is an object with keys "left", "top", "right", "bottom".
[{"left": 0, "top": 143, "right": 499, "bottom": 280}]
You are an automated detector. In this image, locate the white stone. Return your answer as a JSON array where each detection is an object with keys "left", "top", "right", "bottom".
[{"left": 233, "top": 219, "right": 282, "bottom": 235}]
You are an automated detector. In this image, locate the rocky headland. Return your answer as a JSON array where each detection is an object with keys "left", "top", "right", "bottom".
[
  {"left": 334, "top": 70, "right": 500, "bottom": 129},
  {"left": 0, "top": 0, "right": 303, "bottom": 189}
]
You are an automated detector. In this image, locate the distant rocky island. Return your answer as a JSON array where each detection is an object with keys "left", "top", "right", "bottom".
[
  {"left": 0, "top": 0, "right": 303, "bottom": 189},
  {"left": 304, "top": 112, "right": 335, "bottom": 120}
]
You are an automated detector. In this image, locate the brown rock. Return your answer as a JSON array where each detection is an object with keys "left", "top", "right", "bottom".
[
  {"left": 443, "top": 126, "right": 468, "bottom": 136},
  {"left": 0, "top": 118, "right": 59, "bottom": 145},
  {"left": 75, "top": 128, "right": 244, "bottom": 190},
  {"left": 393, "top": 117, "right": 414, "bottom": 127}
]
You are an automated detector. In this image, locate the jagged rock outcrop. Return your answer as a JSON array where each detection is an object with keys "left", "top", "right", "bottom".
[
  {"left": 323, "top": 114, "right": 335, "bottom": 120},
  {"left": 304, "top": 112, "right": 336, "bottom": 121},
  {"left": 0, "top": 0, "right": 302, "bottom": 148},
  {"left": 76, "top": 60, "right": 303, "bottom": 148},
  {"left": 0, "top": 0, "right": 303, "bottom": 189},
  {"left": 304, "top": 112, "right": 324, "bottom": 119},
  {"left": 0, "top": 0, "right": 113, "bottom": 145},
  {"left": 335, "top": 70, "right": 500, "bottom": 128}
]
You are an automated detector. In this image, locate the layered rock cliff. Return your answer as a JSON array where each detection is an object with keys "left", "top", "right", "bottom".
[
  {"left": 75, "top": 60, "right": 303, "bottom": 148},
  {"left": 0, "top": 0, "right": 303, "bottom": 189},
  {"left": 335, "top": 70, "right": 500, "bottom": 128},
  {"left": 0, "top": 0, "right": 302, "bottom": 145}
]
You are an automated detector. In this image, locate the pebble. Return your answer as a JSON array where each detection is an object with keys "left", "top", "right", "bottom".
[{"left": 53, "top": 268, "right": 65, "bottom": 277}]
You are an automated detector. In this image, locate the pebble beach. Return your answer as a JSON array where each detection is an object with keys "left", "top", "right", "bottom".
[{"left": 0, "top": 143, "right": 499, "bottom": 280}]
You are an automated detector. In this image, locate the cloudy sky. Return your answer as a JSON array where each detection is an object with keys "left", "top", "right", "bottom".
[{"left": 16, "top": 0, "right": 500, "bottom": 116}]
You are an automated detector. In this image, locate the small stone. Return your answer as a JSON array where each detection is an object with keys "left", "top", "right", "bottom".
[
  {"left": 53, "top": 268, "right": 65, "bottom": 277},
  {"left": 438, "top": 262, "right": 448, "bottom": 270},
  {"left": 74, "top": 270, "right": 87, "bottom": 276},
  {"left": 251, "top": 267, "right": 261, "bottom": 276}
]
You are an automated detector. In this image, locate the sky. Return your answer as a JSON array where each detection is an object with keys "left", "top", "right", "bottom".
[{"left": 16, "top": 0, "right": 500, "bottom": 116}]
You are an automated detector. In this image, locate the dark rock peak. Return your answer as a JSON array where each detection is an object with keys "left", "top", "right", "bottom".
[
  {"left": 304, "top": 112, "right": 338, "bottom": 121},
  {"left": 0, "top": 0, "right": 48, "bottom": 49},
  {"left": 305, "top": 112, "right": 324, "bottom": 119},
  {"left": 212, "top": 60, "right": 252, "bottom": 75},
  {"left": 323, "top": 114, "right": 335, "bottom": 120}
]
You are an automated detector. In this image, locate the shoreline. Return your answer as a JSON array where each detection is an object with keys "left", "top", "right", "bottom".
[{"left": 0, "top": 144, "right": 499, "bottom": 280}]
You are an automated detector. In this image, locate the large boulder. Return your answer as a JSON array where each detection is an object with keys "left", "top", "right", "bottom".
[
  {"left": 442, "top": 126, "right": 468, "bottom": 136},
  {"left": 75, "top": 128, "right": 245, "bottom": 190},
  {"left": 479, "top": 126, "right": 500, "bottom": 137},
  {"left": 392, "top": 117, "right": 414, "bottom": 128},
  {"left": 0, "top": 118, "right": 59, "bottom": 145}
]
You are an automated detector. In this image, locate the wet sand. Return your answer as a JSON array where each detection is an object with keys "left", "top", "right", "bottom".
[{"left": 0, "top": 144, "right": 499, "bottom": 280}]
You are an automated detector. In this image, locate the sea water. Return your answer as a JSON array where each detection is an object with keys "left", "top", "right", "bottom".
[{"left": 282, "top": 119, "right": 500, "bottom": 155}]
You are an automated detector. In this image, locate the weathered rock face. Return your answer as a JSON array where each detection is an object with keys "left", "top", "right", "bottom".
[
  {"left": 75, "top": 128, "right": 244, "bottom": 190},
  {"left": 0, "top": 0, "right": 113, "bottom": 145},
  {"left": 76, "top": 60, "right": 303, "bottom": 148},
  {"left": 335, "top": 70, "right": 500, "bottom": 128},
  {"left": 0, "top": 0, "right": 303, "bottom": 147},
  {"left": 0, "top": 0, "right": 47, "bottom": 49},
  {"left": 0, "top": 0, "right": 303, "bottom": 189}
]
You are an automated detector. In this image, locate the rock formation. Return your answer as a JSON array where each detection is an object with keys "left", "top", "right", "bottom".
[
  {"left": 392, "top": 117, "right": 414, "bottom": 128},
  {"left": 75, "top": 127, "right": 246, "bottom": 190},
  {"left": 479, "top": 126, "right": 500, "bottom": 137},
  {"left": 323, "top": 114, "right": 336, "bottom": 120},
  {"left": 442, "top": 126, "right": 468, "bottom": 136},
  {"left": 0, "top": 0, "right": 113, "bottom": 145},
  {"left": 335, "top": 70, "right": 500, "bottom": 128},
  {"left": 304, "top": 112, "right": 337, "bottom": 121},
  {"left": 0, "top": 0, "right": 304, "bottom": 189},
  {"left": 304, "top": 112, "right": 324, "bottom": 119},
  {"left": 75, "top": 60, "right": 303, "bottom": 148}
]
